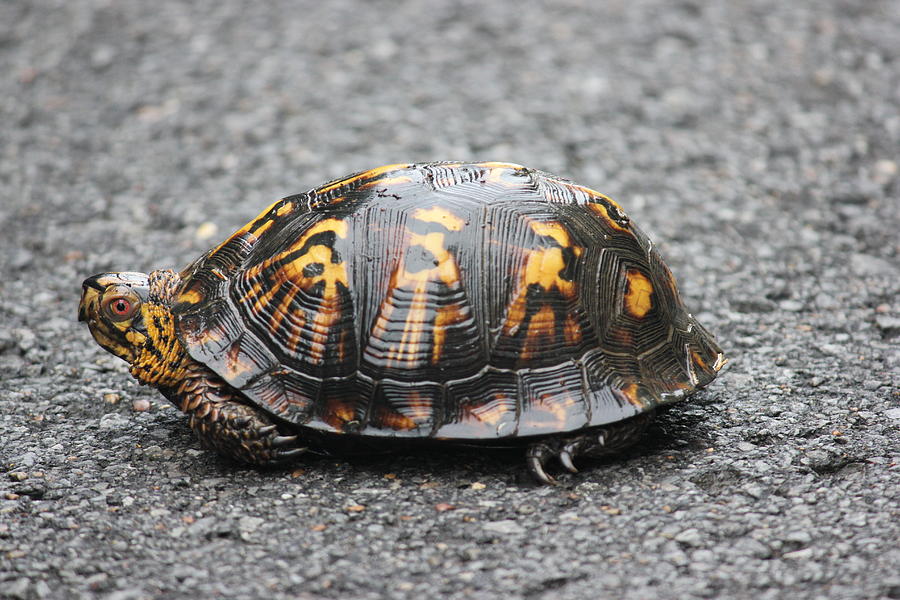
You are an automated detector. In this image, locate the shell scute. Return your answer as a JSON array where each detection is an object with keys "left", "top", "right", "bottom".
[
  {"left": 438, "top": 369, "right": 519, "bottom": 439},
  {"left": 368, "top": 380, "right": 444, "bottom": 435},
  {"left": 518, "top": 361, "right": 589, "bottom": 435}
]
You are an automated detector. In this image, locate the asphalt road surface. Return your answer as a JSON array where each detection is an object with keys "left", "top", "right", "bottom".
[{"left": 1, "top": 1, "right": 898, "bottom": 599}]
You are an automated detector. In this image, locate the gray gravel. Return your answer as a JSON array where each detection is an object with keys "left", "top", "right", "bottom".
[{"left": 2, "top": 1, "right": 899, "bottom": 599}]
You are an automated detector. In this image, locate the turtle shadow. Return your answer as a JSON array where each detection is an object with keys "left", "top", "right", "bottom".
[{"left": 250, "top": 403, "right": 719, "bottom": 487}]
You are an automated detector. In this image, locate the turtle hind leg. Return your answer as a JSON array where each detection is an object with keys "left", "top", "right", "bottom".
[
  {"left": 168, "top": 363, "right": 308, "bottom": 466},
  {"left": 525, "top": 412, "right": 654, "bottom": 485}
]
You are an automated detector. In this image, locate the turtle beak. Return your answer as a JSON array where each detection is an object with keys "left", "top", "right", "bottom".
[{"left": 78, "top": 275, "right": 106, "bottom": 323}]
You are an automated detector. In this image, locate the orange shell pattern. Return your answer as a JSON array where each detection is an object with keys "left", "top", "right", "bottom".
[{"left": 173, "top": 162, "right": 724, "bottom": 439}]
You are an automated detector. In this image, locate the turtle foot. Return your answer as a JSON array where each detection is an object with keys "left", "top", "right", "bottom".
[
  {"left": 174, "top": 363, "right": 307, "bottom": 466},
  {"left": 524, "top": 412, "right": 654, "bottom": 485}
]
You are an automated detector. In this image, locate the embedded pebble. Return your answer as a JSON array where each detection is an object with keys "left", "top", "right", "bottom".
[
  {"left": 238, "top": 516, "right": 264, "bottom": 533},
  {"left": 674, "top": 528, "right": 705, "bottom": 548},
  {"left": 482, "top": 520, "right": 525, "bottom": 536},
  {"left": 98, "top": 413, "right": 131, "bottom": 430}
]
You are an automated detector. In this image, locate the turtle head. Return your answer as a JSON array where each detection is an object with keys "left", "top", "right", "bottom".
[
  {"left": 79, "top": 269, "right": 187, "bottom": 386},
  {"left": 79, "top": 272, "right": 152, "bottom": 363}
]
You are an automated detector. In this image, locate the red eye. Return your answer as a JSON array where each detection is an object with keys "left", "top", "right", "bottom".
[
  {"left": 111, "top": 299, "right": 131, "bottom": 315},
  {"left": 104, "top": 295, "right": 137, "bottom": 321}
]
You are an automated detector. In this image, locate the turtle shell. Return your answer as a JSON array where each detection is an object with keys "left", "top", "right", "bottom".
[{"left": 173, "top": 162, "right": 725, "bottom": 440}]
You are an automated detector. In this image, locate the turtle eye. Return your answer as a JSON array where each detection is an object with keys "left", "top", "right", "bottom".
[{"left": 103, "top": 295, "right": 138, "bottom": 322}]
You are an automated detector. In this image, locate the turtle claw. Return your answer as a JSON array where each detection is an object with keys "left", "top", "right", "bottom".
[
  {"left": 271, "top": 434, "right": 299, "bottom": 448},
  {"left": 527, "top": 454, "right": 558, "bottom": 485},
  {"left": 526, "top": 443, "right": 559, "bottom": 485},
  {"left": 559, "top": 448, "right": 578, "bottom": 473},
  {"left": 277, "top": 447, "right": 308, "bottom": 460},
  {"left": 237, "top": 429, "right": 305, "bottom": 465},
  {"left": 523, "top": 415, "right": 654, "bottom": 484},
  {"left": 260, "top": 432, "right": 306, "bottom": 462}
]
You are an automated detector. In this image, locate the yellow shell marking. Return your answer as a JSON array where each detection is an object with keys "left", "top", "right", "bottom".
[
  {"left": 240, "top": 219, "right": 349, "bottom": 297},
  {"left": 519, "top": 245, "right": 572, "bottom": 295},
  {"left": 620, "top": 382, "right": 644, "bottom": 407},
  {"left": 282, "top": 244, "right": 348, "bottom": 295},
  {"left": 373, "top": 207, "right": 469, "bottom": 368},
  {"left": 178, "top": 288, "right": 203, "bottom": 306},
  {"left": 317, "top": 163, "right": 410, "bottom": 195},
  {"left": 412, "top": 206, "right": 465, "bottom": 231},
  {"left": 691, "top": 349, "right": 708, "bottom": 371},
  {"left": 290, "top": 218, "right": 349, "bottom": 253},
  {"left": 382, "top": 230, "right": 464, "bottom": 367},
  {"left": 283, "top": 220, "right": 350, "bottom": 359},
  {"left": 359, "top": 175, "right": 414, "bottom": 189},
  {"left": 530, "top": 390, "right": 579, "bottom": 430},
  {"left": 476, "top": 161, "right": 525, "bottom": 170},
  {"left": 585, "top": 198, "right": 629, "bottom": 232},
  {"left": 303, "top": 289, "right": 344, "bottom": 362},
  {"left": 468, "top": 396, "right": 516, "bottom": 427},
  {"left": 400, "top": 390, "right": 434, "bottom": 424},
  {"left": 323, "top": 400, "right": 357, "bottom": 429},
  {"left": 236, "top": 218, "right": 350, "bottom": 362},
  {"left": 375, "top": 403, "right": 419, "bottom": 431},
  {"left": 208, "top": 201, "right": 281, "bottom": 257},
  {"left": 519, "top": 304, "right": 555, "bottom": 360},
  {"left": 529, "top": 221, "right": 575, "bottom": 247},
  {"left": 275, "top": 202, "right": 295, "bottom": 217},
  {"left": 482, "top": 162, "right": 526, "bottom": 186},
  {"left": 432, "top": 303, "right": 465, "bottom": 364},
  {"left": 502, "top": 221, "right": 583, "bottom": 338},
  {"left": 623, "top": 269, "right": 653, "bottom": 318},
  {"left": 569, "top": 183, "right": 625, "bottom": 212},
  {"left": 563, "top": 314, "right": 582, "bottom": 345}
]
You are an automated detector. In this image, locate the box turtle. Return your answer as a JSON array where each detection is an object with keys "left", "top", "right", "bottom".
[{"left": 78, "top": 162, "right": 725, "bottom": 483}]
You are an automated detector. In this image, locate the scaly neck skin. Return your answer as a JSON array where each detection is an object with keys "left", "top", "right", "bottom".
[{"left": 128, "top": 269, "right": 191, "bottom": 388}]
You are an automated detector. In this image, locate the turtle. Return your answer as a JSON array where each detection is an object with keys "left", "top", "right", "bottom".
[{"left": 78, "top": 161, "right": 726, "bottom": 484}]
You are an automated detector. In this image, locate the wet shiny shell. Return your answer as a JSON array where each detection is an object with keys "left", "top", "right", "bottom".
[{"left": 173, "top": 162, "right": 725, "bottom": 440}]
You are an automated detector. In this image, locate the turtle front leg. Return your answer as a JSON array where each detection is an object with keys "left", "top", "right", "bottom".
[
  {"left": 526, "top": 412, "right": 654, "bottom": 485},
  {"left": 165, "top": 363, "right": 307, "bottom": 465}
]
